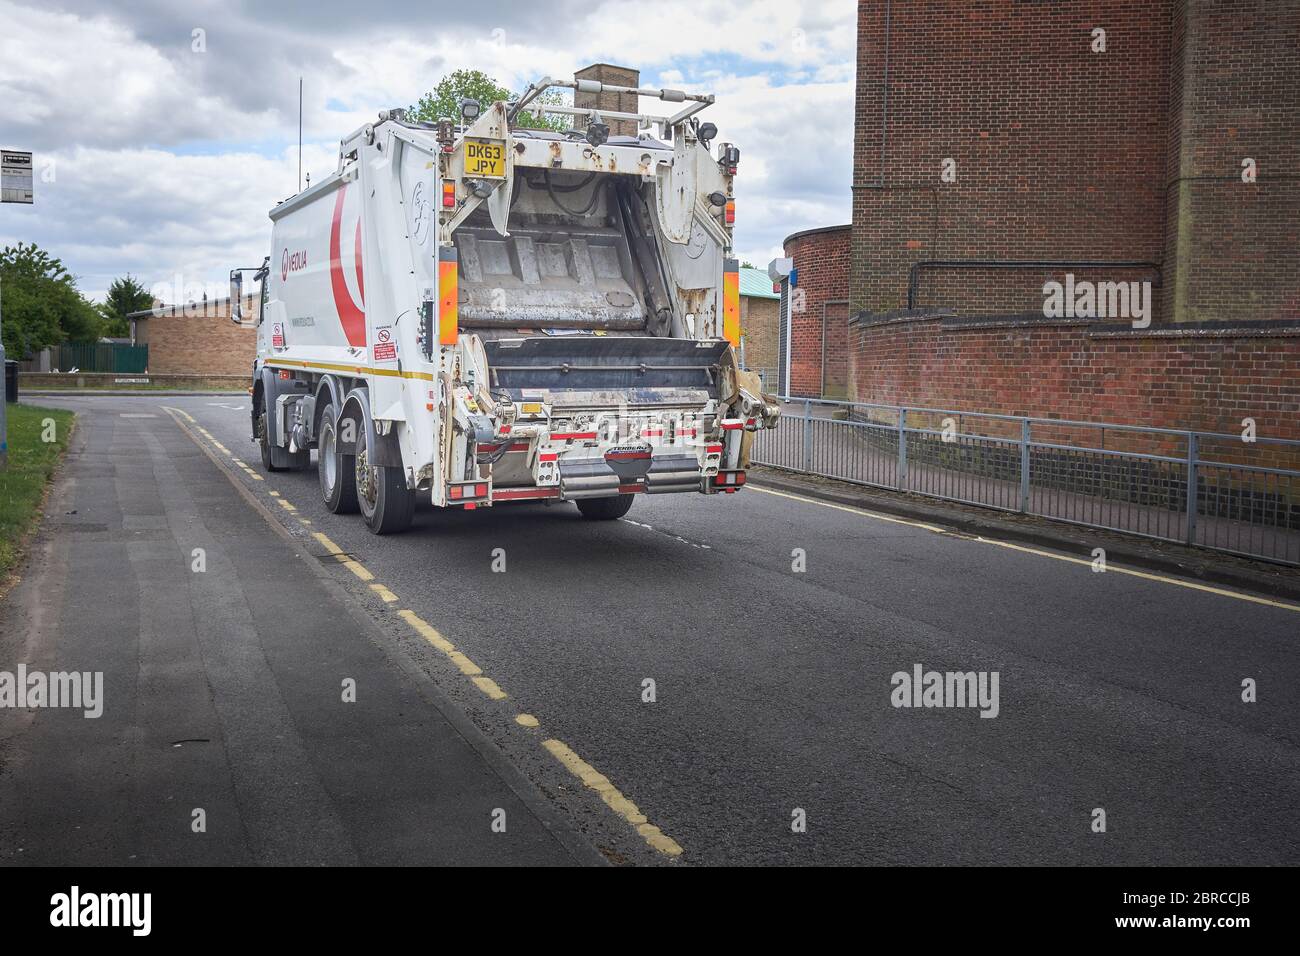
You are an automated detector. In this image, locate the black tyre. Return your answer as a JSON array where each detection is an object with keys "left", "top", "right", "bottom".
[
  {"left": 318, "top": 404, "right": 358, "bottom": 513},
  {"left": 356, "top": 423, "right": 414, "bottom": 534},
  {"left": 575, "top": 494, "right": 635, "bottom": 520},
  {"left": 257, "top": 408, "right": 285, "bottom": 471}
]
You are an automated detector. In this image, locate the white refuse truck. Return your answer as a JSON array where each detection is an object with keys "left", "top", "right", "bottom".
[{"left": 231, "top": 75, "right": 779, "bottom": 534}]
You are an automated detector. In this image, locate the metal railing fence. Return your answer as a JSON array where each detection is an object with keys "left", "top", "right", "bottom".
[{"left": 751, "top": 398, "right": 1300, "bottom": 566}]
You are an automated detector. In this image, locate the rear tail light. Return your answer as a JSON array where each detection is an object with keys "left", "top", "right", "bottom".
[
  {"left": 441, "top": 179, "right": 456, "bottom": 208},
  {"left": 724, "top": 199, "right": 735, "bottom": 225}
]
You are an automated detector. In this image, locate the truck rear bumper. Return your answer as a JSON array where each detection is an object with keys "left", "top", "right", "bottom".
[{"left": 558, "top": 453, "right": 700, "bottom": 498}]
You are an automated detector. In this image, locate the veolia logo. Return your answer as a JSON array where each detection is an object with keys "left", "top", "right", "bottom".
[{"left": 281, "top": 247, "right": 308, "bottom": 281}]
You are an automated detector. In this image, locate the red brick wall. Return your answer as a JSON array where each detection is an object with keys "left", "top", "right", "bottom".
[
  {"left": 849, "top": 315, "right": 1300, "bottom": 445},
  {"left": 784, "top": 225, "right": 851, "bottom": 397},
  {"left": 840, "top": 0, "right": 1298, "bottom": 441},
  {"left": 1164, "top": 1, "right": 1300, "bottom": 323},
  {"left": 852, "top": 0, "right": 1298, "bottom": 323},
  {"left": 854, "top": 0, "right": 1174, "bottom": 317},
  {"left": 135, "top": 297, "right": 257, "bottom": 377}
]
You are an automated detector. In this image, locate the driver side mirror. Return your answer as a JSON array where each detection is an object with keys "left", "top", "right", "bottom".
[{"left": 229, "top": 270, "right": 243, "bottom": 325}]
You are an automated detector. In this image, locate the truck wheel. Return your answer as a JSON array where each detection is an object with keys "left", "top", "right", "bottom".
[
  {"left": 575, "top": 494, "right": 635, "bottom": 520},
  {"left": 318, "top": 404, "right": 358, "bottom": 513},
  {"left": 356, "top": 428, "right": 414, "bottom": 534},
  {"left": 257, "top": 409, "right": 279, "bottom": 470}
]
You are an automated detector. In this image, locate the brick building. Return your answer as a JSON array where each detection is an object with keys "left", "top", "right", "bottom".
[
  {"left": 809, "top": 0, "right": 1300, "bottom": 437},
  {"left": 737, "top": 266, "right": 781, "bottom": 389},
  {"left": 779, "top": 225, "right": 852, "bottom": 397},
  {"left": 129, "top": 295, "right": 257, "bottom": 377}
]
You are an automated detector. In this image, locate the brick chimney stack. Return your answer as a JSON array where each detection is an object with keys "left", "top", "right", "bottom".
[{"left": 573, "top": 63, "right": 640, "bottom": 138}]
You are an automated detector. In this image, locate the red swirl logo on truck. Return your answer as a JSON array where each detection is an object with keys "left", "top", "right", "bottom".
[{"left": 329, "top": 184, "right": 367, "bottom": 347}]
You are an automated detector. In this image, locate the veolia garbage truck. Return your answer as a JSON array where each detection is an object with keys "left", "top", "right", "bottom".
[{"left": 231, "top": 75, "right": 779, "bottom": 534}]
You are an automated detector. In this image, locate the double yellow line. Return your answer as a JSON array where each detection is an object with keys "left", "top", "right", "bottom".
[{"left": 163, "top": 404, "right": 686, "bottom": 860}]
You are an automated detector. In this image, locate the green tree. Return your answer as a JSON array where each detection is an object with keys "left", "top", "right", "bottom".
[
  {"left": 0, "top": 242, "right": 103, "bottom": 357},
  {"left": 98, "top": 274, "right": 153, "bottom": 338},
  {"left": 407, "top": 69, "right": 570, "bottom": 132}
]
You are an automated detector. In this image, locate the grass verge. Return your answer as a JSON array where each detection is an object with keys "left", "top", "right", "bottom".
[{"left": 1, "top": 403, "right": 75, "bottom": 586}]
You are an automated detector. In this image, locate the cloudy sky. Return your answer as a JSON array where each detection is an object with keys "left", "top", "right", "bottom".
[{"left": 0, "top": 0, "right": 854, "bottom": 303}]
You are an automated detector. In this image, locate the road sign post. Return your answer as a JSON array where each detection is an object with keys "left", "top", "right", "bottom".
[
  {"left": 1, "top": 340, "right": 7, "bottom": 471},
  {"left": 2, "top": 147, "right": 34, "bottom": 468}
]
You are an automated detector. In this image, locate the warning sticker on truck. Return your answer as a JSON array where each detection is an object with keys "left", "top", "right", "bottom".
[{"left": 373, "top": 327, "right": 397, "bottom": 362}]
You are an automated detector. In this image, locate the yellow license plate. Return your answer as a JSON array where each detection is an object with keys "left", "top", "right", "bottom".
[{"left": 464, "top": 138, "right": 506, "bottom": 179}]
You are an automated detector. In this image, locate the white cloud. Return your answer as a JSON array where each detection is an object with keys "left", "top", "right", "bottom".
[
  {"left": 0, "top": 0, "right": 855, "bottom": 297},
  {"left": 0, "top": 3, "right": 279, "bottom": 151},
  {"left": 9, "top": 143, "right": 335, "bottom": 300}
]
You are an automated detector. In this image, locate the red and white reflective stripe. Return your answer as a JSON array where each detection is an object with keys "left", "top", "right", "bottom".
[
  {"left": 618, "top": 483, "right": 646, "bottom": 494},
  {"left": 678, "top": 428, "right": 697, "bottom": 438},
  {"left": 605, "top": 450, "right": 651, "bottom": 461},
  {"left": 720, "top": 419, "right": 745, "bottom": 431},
  {"left": 538, "top": 452, "right": 558, "bottom": 463},
  {"left": 705, "top": 443, "right": 724, "bottom": 454},
  {"left": 550, "top": 431, "right": 597, "bottom": 441},
  {"left": 507, "top": 442, "right": 531, "bottom": 452},
  {"left": 493, "top": 487, "right": 561, "bottom": 501},
  {"left": 641, "top": 428, "right": 664, "bottom": 437}
]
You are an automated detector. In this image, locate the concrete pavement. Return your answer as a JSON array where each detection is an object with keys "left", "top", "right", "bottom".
[
  {"left": 0, "top": 398, "right": 597, "bottom": 866},
  {"left": 3, "top": 393, "right": 1299, "bottom": 866}
]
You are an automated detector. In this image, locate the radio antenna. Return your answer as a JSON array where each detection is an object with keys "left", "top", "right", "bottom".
[{"left": 297, "top": 77, "right": 303, "bottom": 193}]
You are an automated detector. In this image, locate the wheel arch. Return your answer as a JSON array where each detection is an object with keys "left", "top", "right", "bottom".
[
  {"left": 314, "top": 375, "right": 346, "bottom": 439},
  {"left": 339, "top": 385, "right": 404, "bottom": 469},
  {"left": 337, "top": 387, "right": 370, "bottom": 457}
]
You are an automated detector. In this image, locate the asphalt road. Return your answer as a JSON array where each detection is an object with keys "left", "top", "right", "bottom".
[{"left": 4, "top": 393, "right": 1299, "bottom": 866}]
